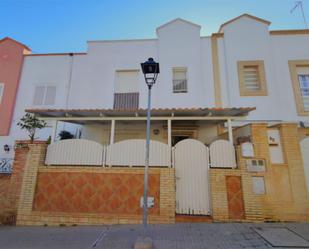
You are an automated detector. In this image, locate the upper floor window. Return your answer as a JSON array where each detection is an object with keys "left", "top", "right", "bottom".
[
  {"left": 0, "top": 83, "right": 4, "bottom": 105},
  {"left": 33, "top": 85, "right": 56, "bottom": 106},
  {"left": 237, "top": 61, "right": 267, "bottom": 96},
  {"left": 173, "top": 67, "right": 187, "bottom": 93},
  {"left": 114, "top": 70, "right": 139, "bottom": 109},
  {"left": 298, "top": 75, "right": 309, "bottom": 111},
  {"left": 289, "top": 61, "right": 309, "bottom": 116}
]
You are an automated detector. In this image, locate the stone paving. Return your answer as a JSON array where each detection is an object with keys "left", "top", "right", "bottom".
[{"left": 0, "top": 223, "right": 309, "bottom": 249}]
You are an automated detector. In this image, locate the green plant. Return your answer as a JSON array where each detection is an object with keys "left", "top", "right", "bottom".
[
  {"left": 46, "top": 136, "right": 51, "bottom": 145},
  {"left": 17, "top": 113, "right": 47, "bottom": 143}
]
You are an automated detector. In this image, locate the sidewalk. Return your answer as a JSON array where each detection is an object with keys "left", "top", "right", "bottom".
[{"left": 1, "top": 222, "right": 309, "bottom": 249}]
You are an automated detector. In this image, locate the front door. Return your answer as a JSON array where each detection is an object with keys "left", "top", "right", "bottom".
[{"left": 174, "top": 139, "right": 210, "bottom": 215}]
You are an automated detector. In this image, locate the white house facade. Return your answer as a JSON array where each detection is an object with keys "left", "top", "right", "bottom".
[{"left": 1, "top": 14, "right": 309, "bottom": 224}]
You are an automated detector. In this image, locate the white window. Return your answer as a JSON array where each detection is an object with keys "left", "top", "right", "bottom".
[
  {"left": 173, "top": 68, "right": 187, "bottom": 93},
  {"left": 243, "top": 65, "right": 261, "bottom": 91},
  {"left": 0, "top": 83, "right": 4, "bottom": 104},
  {"left": 115, "top": 70, "right": 139, "bottom": 93},
  {"left": 298, "top": 75, "right": 309, "bottom": 111},
  {"left": 33, "top": 85, "right": 57, "bottom": 106},
  {"left": 252, "top": 176, "right": 266, "bottom": 195}
]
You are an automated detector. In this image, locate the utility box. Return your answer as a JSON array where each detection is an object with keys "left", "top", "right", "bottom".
[{"left": 140, "top": 197, "right": 155, "bottom": 208}]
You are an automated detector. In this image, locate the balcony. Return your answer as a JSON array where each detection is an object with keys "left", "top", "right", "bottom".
[
  {"left": 113, "top": 92, "right": 139, "bottom": 110},
  {"left": 173, "top": 79, "right": 187, "bottom": 93}
]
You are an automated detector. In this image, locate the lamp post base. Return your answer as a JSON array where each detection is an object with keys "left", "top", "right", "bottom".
[{"left": 134, "top": 236, "right": 153, "bottom": 249}]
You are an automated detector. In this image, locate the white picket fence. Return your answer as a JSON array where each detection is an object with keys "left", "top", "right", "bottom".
[
  {"left": 45, "top": 139, "right": 104, "bottom": 165},
  {"left": 45, "top": 138, "right": 236, "bottom": 168},
  {"left": 105, "top": 139, "right": 171, "bottom": 167}
]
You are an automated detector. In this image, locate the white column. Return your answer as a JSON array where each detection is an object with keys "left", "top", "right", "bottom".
[
  {"left": 227, "top": 119, "right": 233, "bottom": 144},
  {"left": 50, "top": 120, "right": 58, "bottom": 143},
  {"left": 167, "top": 119, "right": 172, "bottom": 147},
  {"left": 110, "top": 119, "right": 115, "bottom": 144}
]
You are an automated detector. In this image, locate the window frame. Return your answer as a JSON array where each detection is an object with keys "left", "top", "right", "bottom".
[
  {"left": 237, "top": 60, "right": 267, "bottom": 96},
  {"left": 289, "top": 60, "right": 309, "bottom": 116},
  {"left": 32, "top": 84, "right": 57, "bottom": 106},
  {"left": 172, "top": 67, "right": 188, "bottom": 93},
  {"left": 0, "top": 83, "right": 4, "bottom": 105}
]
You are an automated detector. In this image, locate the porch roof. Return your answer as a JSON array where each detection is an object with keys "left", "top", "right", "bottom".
[{"left": 26, "top": 107, "right": 255, "bottom": 119}]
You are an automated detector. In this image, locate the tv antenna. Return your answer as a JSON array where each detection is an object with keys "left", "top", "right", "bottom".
[{"left": 290, "top": 1, "right": 308, "bottom": 29}]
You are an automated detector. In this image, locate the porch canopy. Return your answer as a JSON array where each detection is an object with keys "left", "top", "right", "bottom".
[
  {"left": 26, "top": 107, "right": 254, "bottom": 119},
  {"left": 26, "top": 107, "right": 255, "bottom": 145}
]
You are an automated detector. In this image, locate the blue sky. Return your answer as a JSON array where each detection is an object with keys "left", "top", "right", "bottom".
[{"left": 1, "top": 0, "right": 309, "bottom": 53}]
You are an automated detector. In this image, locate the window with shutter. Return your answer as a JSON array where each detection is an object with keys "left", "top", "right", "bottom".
[
  {"left": 238, "top": 61, "right": 267, "bottom": 96},
  {"left": 33, "top": 85, "right": 56, "bottom": 106},
  {"left": 173, "top": 68, "right": 187, "bottom": 93},
  {"left": 298, "top": 75, "right": 309, "bottom": 111},
  {"left": 288, "top": 61, "right": 309, "bottom": 115},
  {"left": 33, "top": 86, "right": 45, "bottom": 105},
  {"left": 114, "top": 70, "right": 139, "bottom": 109},
  {"left": 0, "top": 83, "right": 4, "bottom": 105},
  {"left": 243, "top": 66, "right": 260, "bottom": 91},
  {"left": 45, "top": 86, "right": 57, "bottom": 105}
]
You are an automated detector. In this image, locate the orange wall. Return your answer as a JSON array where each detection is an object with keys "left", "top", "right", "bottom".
[
  {"left": 0, "top": 39, "right": 28, "bottom": 135},
  {"left": 33, "top": 171, "right": 160, "bottom": 215}
]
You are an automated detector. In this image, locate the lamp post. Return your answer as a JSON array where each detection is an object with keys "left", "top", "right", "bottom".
[{"left": 140, "top": 58, "right": 160, "bottom": 229}]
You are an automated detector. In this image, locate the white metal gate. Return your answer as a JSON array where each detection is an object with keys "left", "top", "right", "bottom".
[
  {"left": 173, "top": 139, "right": 210, "bottom": 215},
  {"left": 301, "top": 137, "right": 309, "bottom": 194}
]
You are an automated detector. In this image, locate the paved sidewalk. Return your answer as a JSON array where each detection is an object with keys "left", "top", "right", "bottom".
[{"left": 1, "top": 223, "right": 309, "bottom": 249}]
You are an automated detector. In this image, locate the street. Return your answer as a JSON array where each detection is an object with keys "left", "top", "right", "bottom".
[{"left": 1, "top": 222, "right": 309, "bottom": 249}]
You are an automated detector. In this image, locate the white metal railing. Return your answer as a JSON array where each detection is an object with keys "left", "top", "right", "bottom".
[
  {"left": 45, "top": 139, "right": 104, "bottom": 165},
  {"left": 173, "top": 79, "right": 187, "bottom": 93},
  {"left": 0, "top": 158, "right": 13, "bottom": 173},
  {"left": 209, "top": 139, "right": 236, "bottom": 168},
  {"left": 106, "top": 139, "right": 171, "bottom": 167}
]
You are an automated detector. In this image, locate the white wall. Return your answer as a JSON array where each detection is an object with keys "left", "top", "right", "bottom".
[
  {"left": 219, "top": 16, "right": 282, "bottom": 120},
  {"left": 0, "top": 55, "right": 73, "bottom": 158}
]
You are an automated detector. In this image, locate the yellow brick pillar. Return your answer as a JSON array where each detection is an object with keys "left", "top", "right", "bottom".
[
  {"left": 278, "top": 123, "right": 309, "bottom": 220},
  {"left": 16, "top": 143, "right": 47, "bottom": 225},
  {"left": 151, "top": 168, "right": 175, "bottom": 224}
]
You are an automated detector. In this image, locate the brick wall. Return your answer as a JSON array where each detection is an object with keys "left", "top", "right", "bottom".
[
  {"left": 0, "top": 144, "right": 29, "bottom": 224},
  {"left": 16, "top": 144, "right": 175, "bottom": 226},
  {"left": 210, "top": 123, "right": 309, "bottom": 222}
]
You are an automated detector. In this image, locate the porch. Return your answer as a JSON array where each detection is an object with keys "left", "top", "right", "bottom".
[{"left": 27, "top": 107, "right": 254, "bottom": 168}]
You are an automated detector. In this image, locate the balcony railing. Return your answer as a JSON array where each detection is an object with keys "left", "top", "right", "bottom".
[
  {"left": 114, "top": 92, "right": 139, "bottom": 110},
  {"left": 173, "top": 79, "right": 187, "bottom": 93},
  {"left": 0, "top": 158, "right": 13, "bottom": 174}
]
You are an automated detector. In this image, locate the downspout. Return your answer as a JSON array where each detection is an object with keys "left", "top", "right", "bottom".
[{"left": 62, "top": 53, "right": 74, "bottom": 132}]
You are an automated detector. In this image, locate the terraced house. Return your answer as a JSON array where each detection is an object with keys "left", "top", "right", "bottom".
[{"left": 1, "top": 13, "right": 309, "bottom": 225}]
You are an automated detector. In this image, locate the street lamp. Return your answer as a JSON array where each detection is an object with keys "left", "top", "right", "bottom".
[{"left": 140, "top": 58, "right": 160, "bottom": 229}]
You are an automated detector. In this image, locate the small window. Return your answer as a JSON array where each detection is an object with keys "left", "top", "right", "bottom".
[
  {"left": 0, "top": 83, "right": 4, "bottom": 104},
  {"left": 33, "top": 85, "right": 56, "bottom": 106},
  {"left": 238, "top": 61, "right": 267, "bottom": 96},
  {"left": 173, "top": 68, "right": 187, "bottom": 93}
]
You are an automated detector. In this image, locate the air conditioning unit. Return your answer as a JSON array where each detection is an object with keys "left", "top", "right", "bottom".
[{"left": 246, "top": 159, "right": 266, "bottom": 172}]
